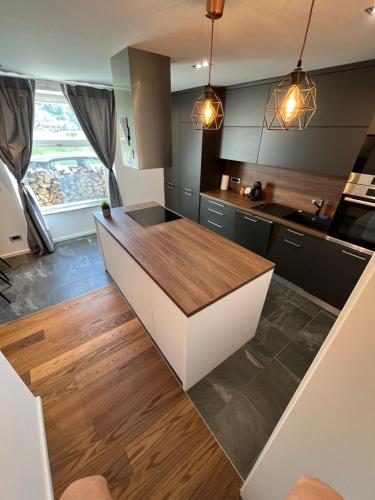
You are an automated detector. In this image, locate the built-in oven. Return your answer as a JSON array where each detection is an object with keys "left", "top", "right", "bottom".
[
  {"left": 352, "top": 134, "right": 375, "bottom": 176},
  {"left": 327, "top": 173, "right": 375, "bottom": 253}
]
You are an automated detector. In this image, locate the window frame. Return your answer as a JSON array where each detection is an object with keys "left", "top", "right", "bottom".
[{"left": 30, "top": 87, "right": 109, "bottom": 214}]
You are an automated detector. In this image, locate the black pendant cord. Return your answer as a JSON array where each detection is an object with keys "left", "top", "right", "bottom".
[
  {"left": 297, "top": 0, "right": 316, "bottom": 68},
  {"left": 208, "top": 17, "right": 215, "bottom": 86}
]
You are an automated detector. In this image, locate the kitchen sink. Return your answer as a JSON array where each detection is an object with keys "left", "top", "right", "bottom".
[{"left": 283, "top": 211, "right": 331, "bottom": 232}]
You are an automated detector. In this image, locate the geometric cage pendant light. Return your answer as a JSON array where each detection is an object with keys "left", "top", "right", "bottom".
[
  {"left": 192, "top": 0, "right": 225, "bottom": 130},
  {"left": 264, "top": 0, "right": 317, "bottom": 131}
]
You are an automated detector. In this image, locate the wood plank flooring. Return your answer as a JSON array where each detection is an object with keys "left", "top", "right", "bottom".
[{"left": 0, "top": 285, "right": 242, "bottom": 499}]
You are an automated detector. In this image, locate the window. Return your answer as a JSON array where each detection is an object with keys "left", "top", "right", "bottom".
[{"left": 27, "top": 86, "right": 108, "bottom": 212}]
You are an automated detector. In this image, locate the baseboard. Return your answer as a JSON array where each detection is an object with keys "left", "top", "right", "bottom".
[
  {"left": 273, "top": 273, "right": 340, "bottom": 317},
  {"left": 0, "top": 247, "right": 31, "bottom": 259},
  {"left": 52, "top": 230, "right": 96, "bottom": 243}
]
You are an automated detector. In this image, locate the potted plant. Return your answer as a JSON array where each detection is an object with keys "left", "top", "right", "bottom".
[{"left": 101, "top": 200, "right": 111, "bottom": 218}]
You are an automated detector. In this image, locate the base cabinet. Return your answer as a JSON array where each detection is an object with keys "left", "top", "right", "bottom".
[
  {"left": 267, "top": 224, "right": 322, "bottom": 288},
  {"left": 165, "top": 182, "right": 180, "bottom": 213},
  {"left": 305, "top": 240, "right": 371, "bottom": 309},
  {"left": 180, "top": 190, "right": 199, "bottom": 222},
  {"left": 234, "top": 209, "right": 273, "bottom": 256}
]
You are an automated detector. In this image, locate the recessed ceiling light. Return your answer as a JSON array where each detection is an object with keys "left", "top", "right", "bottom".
[
  {"left": 193, "top": 61, "right": 211, "bottom": 70},
  {"left": 365, "top": 6, "right": 375, "bottom": 15}
]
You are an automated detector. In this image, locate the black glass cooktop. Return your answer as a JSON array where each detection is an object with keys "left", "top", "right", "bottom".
[{"left": 125, "top": 205, "right": 181, "bottom": 228}]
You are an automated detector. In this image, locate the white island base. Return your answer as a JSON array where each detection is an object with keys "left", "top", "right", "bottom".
[{"left": 96, "top": 221, "right": 273, "bottom": 391}]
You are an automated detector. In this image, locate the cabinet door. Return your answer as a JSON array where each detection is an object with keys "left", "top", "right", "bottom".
[
  {"left": 180, "top": 190, "right": 199, "bottom": 222},
  {"left": 164, "top": 182, "right": 180, "bottom": 213},
  {"left": 310, "top": 66, "right": 375, "bottom": 127},
  {"left": 164, "top": 94, "right": 181, "bottom": 186},
  {"left": 234, "top": 209, "right": 273, "bottom": 256},
  {"left": 258, "top": 126, "right": 367, "bottom": 177},
  {"left": 223, "top": 84, "right": 270, "bottom": 126},
  {"left": 200, "top": 201, "right": 235, "bottom": 240},
  {"left": 180, "top": 91, "right": 199, "bottom": 123},
  {"left": 267, "top": 227, "right": 322, "bottom": 288},
  {"left": 180, "top": 122, "right": 202, "bottom": 193},
  {"left": 305, "top": 240, "right": 370, "bottom": 309},
  {"left": 219, "top": 126, "right": 262, "bottom": 163}
]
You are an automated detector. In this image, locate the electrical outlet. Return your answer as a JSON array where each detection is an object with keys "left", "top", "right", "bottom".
[
  {"left": 9, "top": 235, "right": 23, "bottom": 242},
  {"left": 230, "top": 177, "right": 241, "bottom": 184}
]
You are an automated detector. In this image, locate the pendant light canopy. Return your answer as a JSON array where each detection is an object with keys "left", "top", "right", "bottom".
[
  {"left": 265, "top": 0, "right": 317, "bottom": 131},
  {"left": 192, "top": 0, "right": 225, "bottom": 130}
]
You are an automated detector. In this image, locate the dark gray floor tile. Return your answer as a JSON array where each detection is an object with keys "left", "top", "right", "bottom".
[
  {"left": 248, "top": 319, "right": 291, "bottom": 357},
  {"left": 267, "top": 302, "right": 312, "bottom": 338},
  {"left": 267, "top": 279, "right": 296, "bottom": 305},
  {"left": 260, "top": 297, "right": 278, "bottom": 319},
  {"left": 289, "top": 293, "right": 322, "bottom": 317},
  {"left": 207, "top": 345, "right": 270, "bottom": 403},
  {"left": 209, "top": 391, "right": 270, "bottom": 479},
  {"left": 276, "top": 339, "right": 315, "bottom": 380},
  {"left": 187, "top": 378, "right": 226, "bottom": 423},
  {"left": 300, "top": 310, "right": 336, "bottom": 342},
  {"left": 242, "top": 358, "right": 300, "bottom": 430}
]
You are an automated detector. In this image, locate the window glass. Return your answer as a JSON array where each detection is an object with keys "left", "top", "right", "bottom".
[{"left": 27, "top": 89, "right": 108, "bottom": 210}]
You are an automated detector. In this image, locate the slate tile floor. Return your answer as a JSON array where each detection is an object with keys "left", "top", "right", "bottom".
[
  {"left": 0, "top": 234, "right": 111, "bottom": 323},
  {"left": 188, "top": 279, "right": 337, "bottom": 479}
]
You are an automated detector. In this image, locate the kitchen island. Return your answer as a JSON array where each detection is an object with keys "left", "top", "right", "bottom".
[{"left": 94, "top": 203, "right": 274, "bottom": 390}]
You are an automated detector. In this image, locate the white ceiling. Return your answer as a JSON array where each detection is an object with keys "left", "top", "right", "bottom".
[{"left": 0, "top": 0, "right": 374, "bottom": 91}]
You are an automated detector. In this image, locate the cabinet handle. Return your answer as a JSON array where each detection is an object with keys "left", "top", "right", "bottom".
[
  {"left": 167, "top": 184, "right": 175, "bottom": 190},
  {"left": 287, "top": 228, "right": 304, "bottom": 237},
  {"left": 184, "top": 191, "right": 192, "bottom": 197},
  {"left": 208, "top": 199, "right": 225, "bottom": 208},
  {"left": 167, "top": 181, "right": 174, "bottom": 187},
  {"left": 283, "top": 238, "right": 302, "bottom": 248},
  {"left": 208, "top": 208, "right": 224, "bottom": 216},
  {"left": 238, "top": 209, "right": 272, "bottom": 224},
  {"left": 342, "top": 250, "right": 367, "bottom": 261},
  {"left": 207, "top": 219, "right": 223, "bottom": 229},
  {"left": 184, "top": 187, "right": 192, "bottom": 192},
  {"left": 244, "top": 216, "right": 258, "bottom": 223}
]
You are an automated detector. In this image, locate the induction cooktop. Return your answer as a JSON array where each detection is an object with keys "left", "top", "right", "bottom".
[{"left": 125, "top": 205, "right": 181, "bottom": 228}]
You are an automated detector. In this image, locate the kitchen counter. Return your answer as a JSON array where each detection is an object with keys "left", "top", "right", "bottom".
[
  {"left": 201, "top": 190, "right": 328, "bottom": 239},
  {"left": 94, "top": 203, "right": 273, "bottom": 317},
  {"left": 94, "top": 202, "right": 273, "bottom": 390}
]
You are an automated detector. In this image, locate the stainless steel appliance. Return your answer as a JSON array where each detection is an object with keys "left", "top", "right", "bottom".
[
  {"left": 327, "top": 173, "right": 375, "bottom": 253},
  {"left": 352, "top": 134, "right": 375, "bottom": 176}
]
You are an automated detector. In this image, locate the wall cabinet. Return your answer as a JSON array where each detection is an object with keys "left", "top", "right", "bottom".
[
  {"left": 223, "top": 84, "right": 270, "bottom": 127},
  {"left": 305, "top": 240, "right": 371, "bottom": 309},
  {"left": 220, "top": 126, "right": 262, "bottom": 163},
  {"left": 234, "top": 209, "right": 273, "bottom": 256},
  {"left": 267, "top": 224, "right": 322, "bottom": 288},
  {"left": 257, "top": 126, "right": 367, "bottom": 177}
]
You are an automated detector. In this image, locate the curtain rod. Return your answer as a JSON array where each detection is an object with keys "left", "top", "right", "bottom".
[{"left": 0, "top": 69, "right": 130, "bottom": 91}]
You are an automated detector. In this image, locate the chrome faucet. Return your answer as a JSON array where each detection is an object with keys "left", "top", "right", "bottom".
[{"left": 312, "top": 199, "right": 324, "bottom": 218}]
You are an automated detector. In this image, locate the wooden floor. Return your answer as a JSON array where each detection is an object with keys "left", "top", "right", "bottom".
[{"left": 0, "top": 285, "right": 242, "bottom": 499}]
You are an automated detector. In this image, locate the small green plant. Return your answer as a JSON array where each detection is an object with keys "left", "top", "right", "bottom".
[{"left": 101, "top": 200, "right": 110, "bottom": 209}]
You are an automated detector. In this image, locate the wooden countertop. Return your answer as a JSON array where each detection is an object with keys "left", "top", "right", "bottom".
[
  {"left": 94, "top": 203, "right": 274, "bottom": 317},
  {"left": 201, "top": 190, "right": 328, "bottom": 239}
]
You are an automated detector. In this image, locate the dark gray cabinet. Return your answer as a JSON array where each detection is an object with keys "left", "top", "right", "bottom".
[
  {"left": 165, "top": 94, "right": 181, "bottom": 186},
  {"left": 200, "top": 196, "right": 235, "bottom": 240},
  {"left": 220, "top": 127, "right": 262, "bottom": 163},
  {"left": 180, "top": 123, "right": 202, "bottom": 193},
  {"left": 267, "top": 224, "right": 322, "bottom": 287},
  {"left": 234, "top": 209, "right": 273, "bottom": 256},
  {"left": 164, "top": 182, "right": 180, "bottom": 213},
  {"left": 223, "top": 84, "right": 270, "bottom": 126},
  {"left": 305, "top": 240, "right": 371, "bottom": 309},
  {"left": 180, "top": 91, "right": 199, "bottom": 123},
  {"left": 180, "top": 190, "right": 199, "bottom": 222},
  {"left": 257, "top": 126, "right": 367, "bottom": 177},
  {"left": 310, "top": 66, "right": 375, "bottom": 127}
]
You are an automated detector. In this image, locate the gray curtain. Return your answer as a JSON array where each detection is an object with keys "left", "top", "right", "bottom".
[
  {"left": 61, "top": 84, "right": 123, "bottom": 208},
  {"left": 0, "top": 76, "right": 54, "bottom": 255}
]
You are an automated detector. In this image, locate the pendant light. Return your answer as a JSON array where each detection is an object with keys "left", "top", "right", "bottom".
[
  {"left": 192, "top": 0, "right": 225, "bottom": 130},
  {"left": 264, "top": 0, "right": 317, "bottom": 131}
]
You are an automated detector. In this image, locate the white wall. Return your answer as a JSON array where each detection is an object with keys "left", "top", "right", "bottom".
[
  {"left": 241, "top": 255, "right": 375, "bottom": 500},
  {"left": 0, "top": 353, "right": 53, "bottom": 500},
  {"left": 44, "top": 206, "right": 99, "bottom": 242},
  {"left": 0, "top": 164, "right": 29, "bottom": 256},
  {"left": 114, "top": 129, "right": 165, "bottom": 206}
]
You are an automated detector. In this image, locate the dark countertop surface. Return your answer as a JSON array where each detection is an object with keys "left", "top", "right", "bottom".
[{"left": 94, "top": 202, "right": 274, "bottom": 317}]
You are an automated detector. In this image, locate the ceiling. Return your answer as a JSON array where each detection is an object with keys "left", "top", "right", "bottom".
[{"left": 0, "top": 0, "right": 374, "bottom": 91}]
